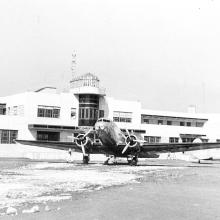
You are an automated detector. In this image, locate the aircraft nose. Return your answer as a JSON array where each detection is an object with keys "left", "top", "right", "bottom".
[{"left": 95, "top": 122, "right": 105, "bottom": 131}]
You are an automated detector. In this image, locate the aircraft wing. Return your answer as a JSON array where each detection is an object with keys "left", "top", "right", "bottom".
[
  {"left": 16, "top": 139, "right": 104, "bottom": 154},
  {"left": 16, "top": 140, "right": 83, "bottom": 152},
  {"left": 139, "top": 142, "right": 220, "bottom": 154},
  {"left": 16, "top": 140, "right": 220, "bottom": 157}
]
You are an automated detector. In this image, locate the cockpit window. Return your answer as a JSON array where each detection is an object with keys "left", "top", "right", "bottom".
[
  {"left": 97, "top": 118, "right": 111, "bottom": 123},
  {"left": 103, "top": 119, "right": 110, "bottom": 122}
]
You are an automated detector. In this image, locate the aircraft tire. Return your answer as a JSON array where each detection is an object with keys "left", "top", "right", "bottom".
[
  {"left": 104, "top": 160, "right": 109, "bottom": 165},
  {"left": 129, "top": 156, "right": 138, "bottom": 166},
  {"left": 83, "top": 155, "right": 90, "bottom": 164}
]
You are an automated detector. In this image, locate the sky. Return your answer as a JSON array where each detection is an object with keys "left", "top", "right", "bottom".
[{"left": 0, "top": 0, "right": 219, "bottom": 113}]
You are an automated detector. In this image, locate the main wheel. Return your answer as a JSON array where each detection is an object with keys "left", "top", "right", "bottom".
[
  {"left": 104, "top": 159, "right": 109, "bottom": 165},
  {"left": 83, "top": 155, "right": 90, "bottom": 164},
  {"left": 129, "top": 156, "right": 138, "bottom": 166}
]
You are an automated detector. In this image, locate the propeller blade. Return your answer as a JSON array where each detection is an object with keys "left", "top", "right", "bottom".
[
  {"left": 121, "top": 132, "right": 127, "bottom": 140},
  {"left": 122, "top": 143, "right": 130, "bottom": 154},
  {"left": 83, "top": 128, "right": 93, "bottom": 138},
  {"left": 67, "top": 134, "right": 78, "bottom": 142},
  {"left": 126, "top": 129, "right": 130, "bottom": 138},
  {"left": 81, "top": 144, "right": 86, "bottom": 155}
]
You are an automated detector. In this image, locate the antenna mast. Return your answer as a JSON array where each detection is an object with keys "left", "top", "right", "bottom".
[{"left": 71, "top": 52, "right": 77, "bottom": 79}]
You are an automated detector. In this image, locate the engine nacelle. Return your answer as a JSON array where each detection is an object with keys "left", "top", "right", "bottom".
[
  {"left": 125, "top": 134, "right": 138, "bottom": 147},
  {"left": 75, "top": 134, "right": 89, "bottom": 147}
]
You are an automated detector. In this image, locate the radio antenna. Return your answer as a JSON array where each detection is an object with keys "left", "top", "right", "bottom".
[{"left": 71, "top": 52, "right": 77, "bottom": 78}]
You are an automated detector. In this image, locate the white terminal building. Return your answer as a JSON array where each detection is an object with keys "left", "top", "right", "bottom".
[{"left": 1, "top": 73, "right": 220, "bottom": 159}]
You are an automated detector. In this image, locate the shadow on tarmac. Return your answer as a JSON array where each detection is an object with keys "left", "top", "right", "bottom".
[{"left": 3, "top": 157, "right": 220, "bottom": 169}]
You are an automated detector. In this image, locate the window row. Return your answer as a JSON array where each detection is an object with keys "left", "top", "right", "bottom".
[
  {"left": 79, "top": 108, "right": 99, "bottom": 120},
  {"left": 113, "top": 111, "right": 132, "bottom": 123},
  {"left": 37, "top": 106, "right": 103, "bottom": 120},
  {"left": 144, "top": 136, "right": 161, "bottom": 143},
  {"left": 143, "top": 136, "right": 203, "bottom": 143},
  {"left": 79, "top": 95, "right": 99, "bottom": 105},
  {"left": 141, "top": 116, "right": 205, "bottom": 127},
  {"left": 0, "top": 130, "right": 18, "bottom": 144},
  {"left": 70, "top": 78, "right": 99, "bottom": 88},
  {"left": 169, "top": 137, "right": 179, "bottom": 143},
  {"left": 7, "top": 105, "right": 24, "bottom": 116},
  {"left": 37, "top": 106, "right": 61, "bottom": 118}
]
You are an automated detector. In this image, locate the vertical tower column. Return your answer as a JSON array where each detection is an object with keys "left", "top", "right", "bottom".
[{"left": 69, "top": 73, "right": 106, "bottom": 127}]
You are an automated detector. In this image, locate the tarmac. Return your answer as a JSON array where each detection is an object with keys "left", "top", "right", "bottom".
[{"left": 1, "top": 158, "right": 220, "bottom": 220}]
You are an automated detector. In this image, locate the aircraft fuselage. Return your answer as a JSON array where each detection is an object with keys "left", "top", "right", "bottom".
[{"left": 95, "top": 119, "right": 125, "bottom": 147}]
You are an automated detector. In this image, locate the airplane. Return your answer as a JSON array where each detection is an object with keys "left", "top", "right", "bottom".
[{"left": 16, "top": 118, "right": 220, "bottom": 166}]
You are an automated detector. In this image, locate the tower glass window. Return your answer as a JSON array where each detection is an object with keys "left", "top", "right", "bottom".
[{"left": 78, "top": 94, "right": 99, "bottom": 126}]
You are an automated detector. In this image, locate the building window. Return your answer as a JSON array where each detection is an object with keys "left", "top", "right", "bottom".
[
  {"left": 45, "top": 108, "right": 53, "bottom": 117},
  {"left": 0, "top": 104, "right": 6, "bottom": 115},
  {"left": 13, "top": 106, "right": 18, "bottom": 115},
  {"left": 0, "top": 130, "right": 18, "bottom": 144},
  {"left": 37, "top": 131, "right": 60, "bottom": 141},
  {"left": 169, "top": 137, "right": 179, "bottom": 143},
  {"left": 158, "top": 120, "right": 163, "bottom": 125},
  {"left": 99, "top": 110, "right": 104, "bottom": 118},
  {"left": 113, "top": 111, "right": 132, "bottom": 123},
  {"left": 81, "top": 109, "right": 85, "bottom": 119},
  {"left": 114, "top": 117, "right": 119, "bottom": 122},
  {"left": 182, "top": 138, "right": 194, "bottom": 143},
  {"left": 143, "top": 119, "right": 149, "bottom": 124},
  {"left": 144, "top": 136, "right": 161, "bottom": 143},
  {"left": 90, "top": 108, "right": 94, "bottom": 119},
  {"left": 180, "top": 121, "right": 185, "bottom": 126},
  {"left": 6, "top": 105, "right": 24, "bottom": 116},
  {"left": 71, "top": 108, "right": 76, "bottom": 119},
  {"left": 85, "top": 109, "right": 89, "bottom": 119},
  {"left": 186, "top": 122, "right": 191, "bottom": 127},
  {"left": 196, "top": 122, "right": 204, "bottom": 127},
  {"left": 17, "top": 105, "right": 24, "bottom": 116},
  {"left": 37, "top": 106, "right": 60, "bottom": 118},
  {"left": 167, "top": 121, "right": 172, "bottom": 125},
  {"left": 53, "top": 109, "right": 60, "bottom": 118}
]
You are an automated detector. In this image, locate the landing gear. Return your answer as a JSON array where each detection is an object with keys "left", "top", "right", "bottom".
[
  {"left": 104, "top": 155, "right": 117, "bottom": 165},
  {"left": 127, "top": 155, "right": 138, "bottom": 166},
  {"left": 104, "top": 157, "right": 110, "bottom": 165},
  {"left": 83, "top": 155, "right": 90, "bottom": 164}
]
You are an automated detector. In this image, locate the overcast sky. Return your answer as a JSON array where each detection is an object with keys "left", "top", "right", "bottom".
[{"left": 0, "top": 0, "right": 219, "bottom": 113}]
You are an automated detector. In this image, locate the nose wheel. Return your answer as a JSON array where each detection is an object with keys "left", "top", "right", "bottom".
[
  {"left": 127, "top": 155, "right": 138, "bottom": 166},
  {"left": 83, "top": 155, "right": 90, "bottom": 164},
  {"left": 104, "top": 155, "right": 117, "bottom": 165}
]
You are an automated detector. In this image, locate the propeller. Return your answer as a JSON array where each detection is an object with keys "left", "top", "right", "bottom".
[
  {"left": 69, "top": 128, "right": 93, "bottom": 156},
  {"left": 121, "top": 129, "right": 144, "bottom": 154}
]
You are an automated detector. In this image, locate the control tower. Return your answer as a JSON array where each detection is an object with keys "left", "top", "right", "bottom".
[{"left": 70, "top": 73, "right": 106, "bottom": 126}]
